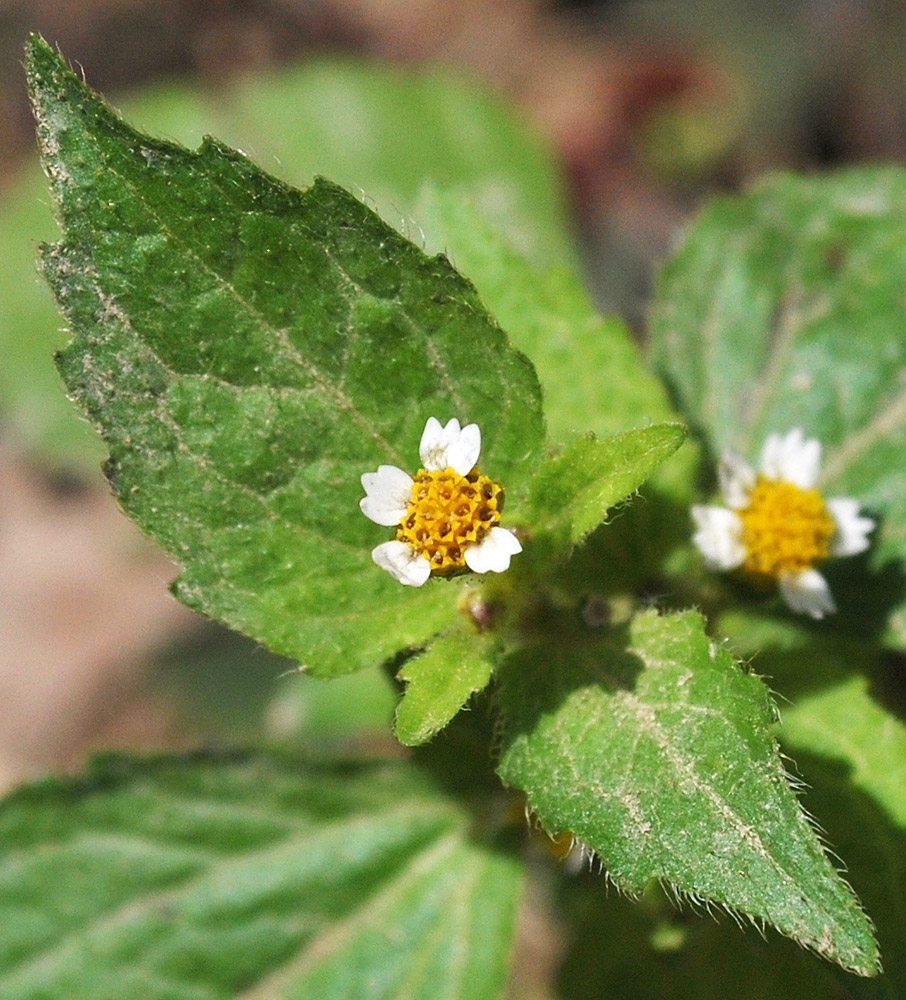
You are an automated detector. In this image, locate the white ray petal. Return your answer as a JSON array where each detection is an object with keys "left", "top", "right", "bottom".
[
  {"left": 761, "top": 428, "right": 822, "bottom": 487},
  {"left": 827, "top": 497, "right": 875, "bottom": 557},
  {"left": 464, "top": 527, "right": 522, "bottom": 574},
  {"left": 418, "top": 416, "right": 452, "bottom": 471},
  {"left": 371, "top": 540, "right": 431, "bottom": 587},
  {"left": 359, "top": 465, "right": 413, "bottom": 526},
  {"left": 446, "top": 422, "right": 481, "bottom": 476},
  {"left": 419, "top": 416, "right": 482, "bottom": 474},
  {"left": 691, "top": 505, "right": 745, "bottom": 570},
  {"left": 779, "top": 568, "right": 836, "bottom": 618},
  {"left": 718, "top": 450, "right": 756, "bottom": 509}
]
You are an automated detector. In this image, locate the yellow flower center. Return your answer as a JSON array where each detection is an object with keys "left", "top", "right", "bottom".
[
  {"left": 739, "top": 476, "right": 836, "bottom": 579},
  {"left": 397, "top": 467, "right": 503, "bottom": 572}
]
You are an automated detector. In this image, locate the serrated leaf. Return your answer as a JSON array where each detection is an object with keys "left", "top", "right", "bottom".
[
  {"left": 496, "top": 608, "right": 879, "bottom": 975},
  {"left": 394, "top": 628, "right": 494, "bottom": 747},
  {"left": 0, "top": 752, "right": 522, "bottom": 1000},
  {"left": 4, "top": 58, "right": 573, "bottom": 467},
  {"left": 528, "top": 424, "right": 686, "bottom": 548},
  {"left": 27, "top": 38, "right": 544, "bottom": 675},
  {"left": 649, "top": 168, "right": 906, "bottom": 646}
]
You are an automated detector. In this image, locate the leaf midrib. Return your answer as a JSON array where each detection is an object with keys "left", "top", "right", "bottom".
[{"left": 233, "top": 831, "right": 464, "bottom": 1000}]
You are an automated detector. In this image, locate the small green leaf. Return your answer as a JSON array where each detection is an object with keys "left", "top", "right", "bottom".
[
  {"left": 496, "top": 609, "right": 879, "bottom": 974},
  {"left": 528, "top": 424, "right": 686, "bottom": 548},
  {"left": 649, "top": 168, "right": 906, "bottom": 646},
  {"left": 27, "top": 37, "right": 544, "bottom": 675},
  {"left": 0, "top": 752, "right": 523, "bottom": 1000},
  {"left": 394, "top": 628, "right": 494, "bottom": 746}
]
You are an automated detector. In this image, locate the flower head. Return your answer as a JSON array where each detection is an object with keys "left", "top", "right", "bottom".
[
  {"left": 360, "top": 417, "right": 522, "bottom": 587},
  {"left": 692, "top": 428, "right": 874, "bottom": 618}
]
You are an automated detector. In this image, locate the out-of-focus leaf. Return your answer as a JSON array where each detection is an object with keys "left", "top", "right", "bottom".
[
  {"left": 0, "top": 752, "right": 523, "bottom": 1000},
  {"left": 650, "top": 168, "right": 906, "bottom": 646},
  {"left": 414, "top": 187, "right": 682, "bottom": 450}
]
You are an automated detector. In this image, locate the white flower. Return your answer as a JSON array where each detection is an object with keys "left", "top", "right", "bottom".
[
  {"left": 360, "top": 417, "right": 522, "bottom": 587},
  {"left": 692, "top": 428, "right": 874, "bottom": 619}
]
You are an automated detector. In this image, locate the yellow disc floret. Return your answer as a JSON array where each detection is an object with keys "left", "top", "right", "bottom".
[
  {"left": 739, "top": 476, "right": 836, "bottom": 579},
  {"left": 397, "top": 466, "right": 503, "bottom": 573}
]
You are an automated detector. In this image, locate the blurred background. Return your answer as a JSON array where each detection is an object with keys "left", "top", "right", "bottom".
[{"left": 2, "top": 0, "right": 906, "bottom": 809}]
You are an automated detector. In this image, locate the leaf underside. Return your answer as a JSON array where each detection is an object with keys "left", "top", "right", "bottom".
[
  {"left": 27, "top": 37, "right": 545, "bottom": 676},
  {"left": 496, "top": 609, "right": 879, "bottom": 975}
]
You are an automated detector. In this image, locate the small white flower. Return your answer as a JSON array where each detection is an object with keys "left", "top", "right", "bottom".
[
  {"left": 360, "top": 417, "right": 522, "bottom": 586},
  {"left": 692, "top": 428, "right": 874, "bottom": 619}
]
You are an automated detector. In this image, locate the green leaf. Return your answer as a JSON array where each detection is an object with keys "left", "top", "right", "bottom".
[
  {"left": 27, "top": 37, "right": 544, "bottom": 676},
  {"left": 649, "top": 168, "right": 906, "bottom": 646},
  {"left": 783, "top": 675, "right": 906, "bottom": 828},
  {"left": 0, "top": 752, "right": 523, "bottom": 1000},
  {"left": 393, "top": 628, "right": 494, "bottom": 747},
  {"left": 4, "top": 54, "right": 571, "bottom": 469},
  {"left": 528, "top": 424, "right": 686, "bottom": 548},
  {"left": 496, "top": 608, "right": 879, "bottom": 975}
]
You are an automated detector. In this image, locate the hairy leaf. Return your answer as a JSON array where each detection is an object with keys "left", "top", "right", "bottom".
[
  {"left": 27, "top": 37, "right": 544, "bottom": 675},
  {"left": 496, "top": 609, "right": 879, "bottom": 975},
  {"left": 650, "top": 169, "right": 906, "bottom": 646},
  {"left": 528, "top": 424, "right": 686, "bottom": 548},
  {"left": 4, "top": 53, "right": 571, "bottom": 467},
  {"left": 0, "top": 752, "right": 522, "bottom": 1000},
  {"left": 394, "top": 628, "right": 495, "bottom": 747}
]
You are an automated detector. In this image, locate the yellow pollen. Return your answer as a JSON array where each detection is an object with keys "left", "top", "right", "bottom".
[
  {"left": 739, "top": 476, "right": 836, "bottom": 579},
  {"left": 397, "top": 466, "right": 503, "bottom": 573}
]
